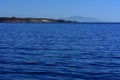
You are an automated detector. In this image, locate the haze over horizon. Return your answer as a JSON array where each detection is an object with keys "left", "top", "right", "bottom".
[{"left": 1, "top": 0, "right": 120, "bottom": 22}]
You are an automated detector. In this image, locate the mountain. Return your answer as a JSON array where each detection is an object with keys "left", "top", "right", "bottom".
[{"left": 64, "top": 16, "right": 103, "bottom": 22}]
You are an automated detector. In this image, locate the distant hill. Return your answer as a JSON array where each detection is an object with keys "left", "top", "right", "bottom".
[{"left": 64, "top": 16, "right": 103, "bottom": 22}]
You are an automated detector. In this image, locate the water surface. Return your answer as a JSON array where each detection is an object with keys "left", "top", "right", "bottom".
[{"left": 0, "top": 23, "right": 120, "bottom": 80}]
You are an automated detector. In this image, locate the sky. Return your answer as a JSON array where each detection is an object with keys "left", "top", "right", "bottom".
[{"left": 0, "top": 0, "right": 120, "bottom": 22}]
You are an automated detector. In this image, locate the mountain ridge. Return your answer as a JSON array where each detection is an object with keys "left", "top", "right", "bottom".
[{"left": 64, "top": 16, "right": 103, "bottom": 22}]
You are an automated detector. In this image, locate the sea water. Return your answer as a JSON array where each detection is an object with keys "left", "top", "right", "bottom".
[{"left": 0, "top": 23, "right": 120, "bottom": 80}]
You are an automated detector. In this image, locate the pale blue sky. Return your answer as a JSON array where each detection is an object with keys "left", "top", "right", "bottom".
[{"left": 0, "top": 0, "right": 120, "bottom": 21}]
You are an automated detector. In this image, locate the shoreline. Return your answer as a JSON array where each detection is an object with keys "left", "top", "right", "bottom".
[{"left": 0, "top": 17, "right": 77, "bottom": 23}]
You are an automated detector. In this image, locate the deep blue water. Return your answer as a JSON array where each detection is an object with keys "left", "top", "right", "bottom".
[{"left": 0, "top": 23, "right": 120, "bottom": 80}]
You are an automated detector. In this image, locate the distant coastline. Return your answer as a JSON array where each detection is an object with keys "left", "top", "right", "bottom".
[{"left": 0, "top": 17, "right": 77, "bottom": 23}]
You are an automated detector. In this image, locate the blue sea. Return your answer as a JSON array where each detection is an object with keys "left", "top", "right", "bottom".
[{"left": 0, "top": 23, "right": 120, "bottom": 80}]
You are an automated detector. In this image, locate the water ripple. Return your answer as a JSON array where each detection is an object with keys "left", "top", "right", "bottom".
[{"left": 0, "top": 23, "right": 120, "bottom": 80}]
